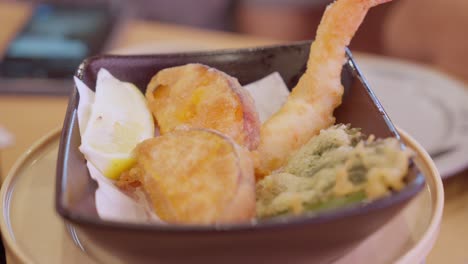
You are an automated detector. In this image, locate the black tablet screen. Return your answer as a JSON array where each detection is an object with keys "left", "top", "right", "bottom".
[{"left": 0, "top": 3, "right": 114, "bottom": 79}]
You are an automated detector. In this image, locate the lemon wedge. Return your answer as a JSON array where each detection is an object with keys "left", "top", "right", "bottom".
[{"left": 79, "top": 69, "right": 154, "bottom": 180}]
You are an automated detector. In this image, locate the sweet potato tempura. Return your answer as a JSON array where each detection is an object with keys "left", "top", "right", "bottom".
[
  {"left": 146, "top": 63, "right": 260, "bottom": 150},
  {"left": 120, "top": 129, "right": 256, "bottom": 224}
]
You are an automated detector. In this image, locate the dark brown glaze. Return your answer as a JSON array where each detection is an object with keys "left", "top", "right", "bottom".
[{"left": 56, "top": 41, "right": 425, "bottom": 263}]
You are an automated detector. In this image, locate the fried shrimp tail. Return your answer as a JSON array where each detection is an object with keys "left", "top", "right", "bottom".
[{"left": 253, "top": 0, "right": 393, "bottom": 178}]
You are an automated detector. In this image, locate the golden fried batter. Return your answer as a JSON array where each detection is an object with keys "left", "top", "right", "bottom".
[
  {"left": 125, "top": 128, "right": 256, "bottom": 224},
  {"left": 146, "top": 64, "right": 260, "bottom": 150},
  {"left": 256, "top": 125, "right": 411, "bottom": 218},
  {"left": 254, "top": 0, "right": 393, "bottom": 178}
]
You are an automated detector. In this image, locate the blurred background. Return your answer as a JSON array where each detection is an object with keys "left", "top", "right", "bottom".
[
  {"left": 0, "top": 1, "right": 468, "bottom": 263},
  {"left": 0, "top": 0, "right": 467, "bottom": 84}
]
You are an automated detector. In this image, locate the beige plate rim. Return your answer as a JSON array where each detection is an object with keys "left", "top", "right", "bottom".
[
  {"left": 0, "top": 128, "right": 444, "bottom": 263},
  {"left": 0, "top": 128, "right": 62, "bottom": 264}
]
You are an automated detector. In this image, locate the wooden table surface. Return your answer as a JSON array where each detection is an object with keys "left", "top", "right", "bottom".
[{"left": 1, "top": 2, "right": 468, "bottom": 263}]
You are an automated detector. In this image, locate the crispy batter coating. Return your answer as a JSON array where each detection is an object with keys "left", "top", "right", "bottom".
[
  {"left": 254, "top": 0, "right": 393, "bottom": 179},
  {"left": 123, "top": 128, "right": 256, "bottom": 224},
  {"left": 146, "top": 63, "right": 260, "bottom": 150},
  {"left": 256, "top": 125, "right": 410, "bottom": 218}
]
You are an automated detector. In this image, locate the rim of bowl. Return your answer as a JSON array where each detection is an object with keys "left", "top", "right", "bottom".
[{"left": 395, "top": 129, "right": 444, "bottom": 264}]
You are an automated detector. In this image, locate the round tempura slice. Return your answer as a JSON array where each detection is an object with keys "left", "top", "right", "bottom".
[
  {"left": 146, "top": 63, "right": 260, "bottom": 150},
  {"left": 131, "top": 128, "right": 256, "bottom": 224}
]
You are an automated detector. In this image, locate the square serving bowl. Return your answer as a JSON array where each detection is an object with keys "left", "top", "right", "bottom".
[{"left": 56, "top": 41, "right": 425, "bottom": 263}]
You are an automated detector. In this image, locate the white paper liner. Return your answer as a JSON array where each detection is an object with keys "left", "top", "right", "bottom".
[{"left": 243, "top": 72, "right": 290, "bottom": 123}]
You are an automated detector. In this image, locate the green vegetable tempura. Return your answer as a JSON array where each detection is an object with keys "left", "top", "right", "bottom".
[{"left": 256, "top": 124, "right": 411, "bottom": 218}]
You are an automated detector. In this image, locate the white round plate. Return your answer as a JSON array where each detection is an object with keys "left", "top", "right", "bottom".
[
  {"left": 0, "top": 129, "right": 443, "bottom": 264},
  {"left": 355, "top": 54, "right": 468, "bottom": 178}
]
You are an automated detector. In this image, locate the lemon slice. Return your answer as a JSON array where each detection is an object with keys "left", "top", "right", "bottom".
[{"left": 80, "top": 69, "right": 154, "bottom": 180}]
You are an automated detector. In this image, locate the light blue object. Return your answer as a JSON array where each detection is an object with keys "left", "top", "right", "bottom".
[{"left": 7, "top": 36, "right": 87, "bottom": 59}]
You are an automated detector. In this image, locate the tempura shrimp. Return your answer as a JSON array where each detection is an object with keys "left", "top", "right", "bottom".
[{"left": 254, "top": 0, "right": 392, "bottom": 178}]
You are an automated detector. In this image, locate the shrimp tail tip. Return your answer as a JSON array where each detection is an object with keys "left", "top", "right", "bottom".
[{"left": 371, "top": 0, "right": 393, "bottom": 6}]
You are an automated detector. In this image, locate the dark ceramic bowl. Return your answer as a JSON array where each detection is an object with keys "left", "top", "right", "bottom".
[{"left": 56, "top": 41, "right": 425, "bottom": 263}]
